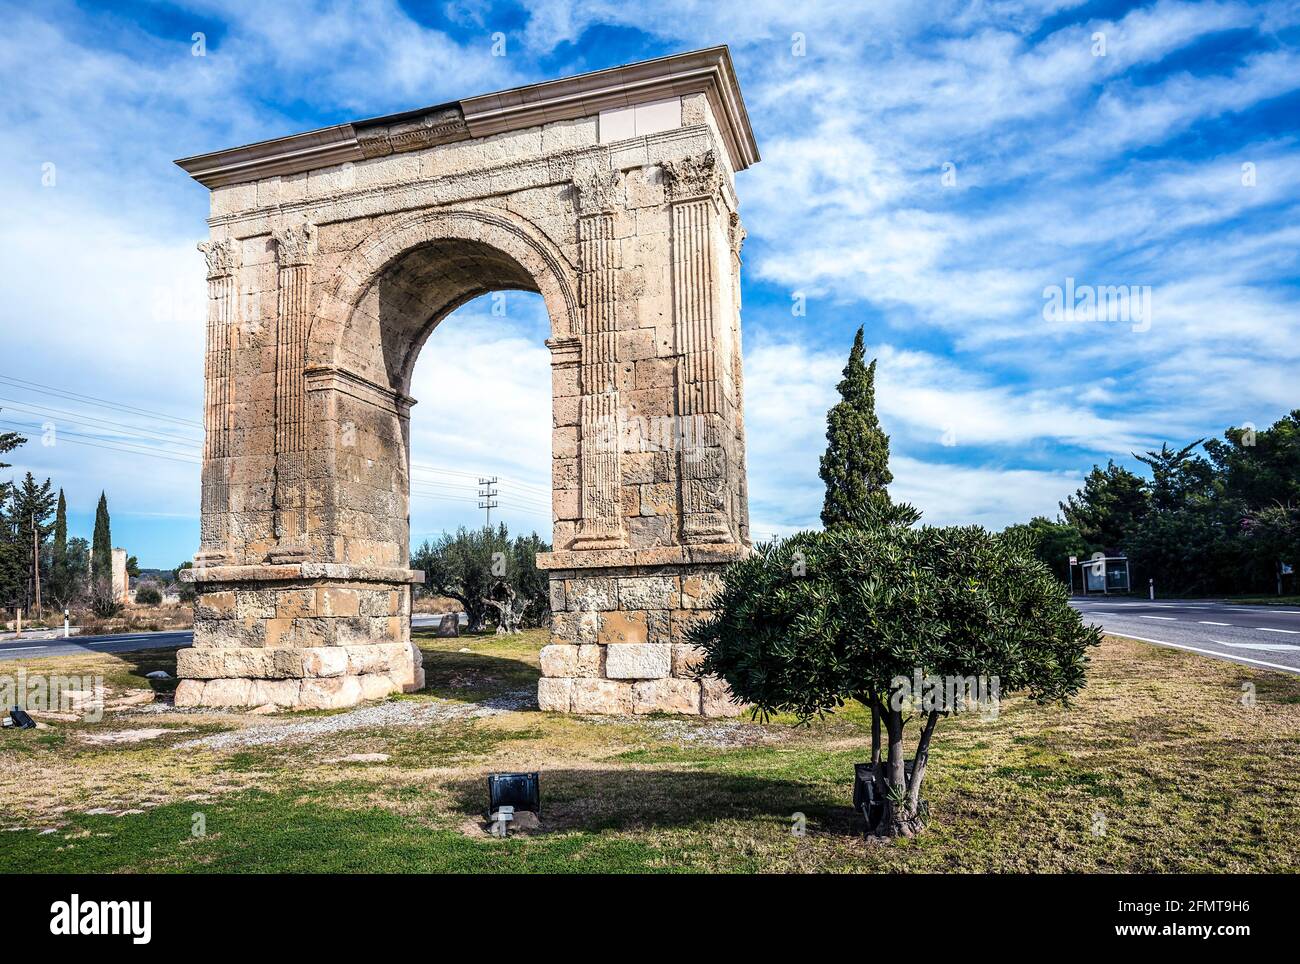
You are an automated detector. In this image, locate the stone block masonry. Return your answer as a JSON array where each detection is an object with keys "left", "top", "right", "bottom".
[
  {"left": 534, "top": 562, "right": 744, "bottom": 716},
  {"left": 175, "top": 47, "right": 759, "bottom": 713}
]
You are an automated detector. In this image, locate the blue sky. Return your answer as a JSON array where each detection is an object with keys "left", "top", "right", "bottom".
[{"left": 1, "top": 0, "right": 1297, "bottom": 567}]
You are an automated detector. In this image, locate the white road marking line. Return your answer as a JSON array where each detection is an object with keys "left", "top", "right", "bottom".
[
  {"left": 1214, "top": 641, "right": 1300, "bottom": 651},
  {"left": 1257, "top": 627, "right": 1300, "bottom": 634},
  {"left": 1139, "top": 615, "right": 1177, "bottom": 621},
  {"left": 0, "top": 646, "right": 41, "bottom": 652},
  {"left": 1199, "top": 621, "right": 1231, "bottom": 626},
  {"left": 1105, "top": 633, "right": 1300, "bottom": 675}
]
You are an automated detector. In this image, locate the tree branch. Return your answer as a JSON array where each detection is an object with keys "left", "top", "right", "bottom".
[{"left": 906, "top": 710, "right": 942, "bottom": 814}]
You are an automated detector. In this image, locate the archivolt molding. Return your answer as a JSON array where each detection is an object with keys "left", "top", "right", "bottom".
[{"left": 308, "top": 205, "right": 580, "bottom": 373}]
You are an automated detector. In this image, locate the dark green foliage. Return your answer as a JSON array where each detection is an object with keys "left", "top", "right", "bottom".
[
  {"left": 0, "top": 535, "right": 21, "bottom": 611},
  {"left": 0, "top": 414, "right": 23, "bottom": 470},
  {"left": 50, "top": 489, "right": 68, "bottom": 605},
  {"left": 1243, "top": 504, "right": 1300, "bottom": 587},
  {"left": 1205, "top": 412, "right": 1300, "bottom": 510},
  {"left": 6, "top": 472, "right": 55, "bottom": 612},
  {"left": 1041, "top": 411, "right": 1300, "bottom": 595},
  {"left": 690, "top": 520, "right": 1099, "bottom": 834},
  {"left": 0, "top": 414, "right": 27, "bottom": 608},
  {"left": 64, "top": 537, "right": 91, "bottom": 604},
  {"left": 819, "top": 327, "right": 894, "bottom": 529},
  {"left": 135, "top": 583, "right": 163, "bottom": 606},
  {"left": 1060, "top": 460, "right": 1149, "bottom": 553},
  {"left": 91, "top": 491, "right": 111, "bottom": 587},
  {"left": 1001, "top": 516, "right": 1085, "bottom": 583},
  {"left": 412, "top": 524, "right": 551, "bottom": 631},
  {"left": 692, "top": 525, "right": 1099, "bottom": 721}
]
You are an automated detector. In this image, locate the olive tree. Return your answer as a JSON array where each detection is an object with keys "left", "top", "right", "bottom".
[
  {"left": 412, "top": 525, "right": 550, "bottom": 632},
  {"left": 689, "top": 520, "right": 1100, "bottom": 837}
]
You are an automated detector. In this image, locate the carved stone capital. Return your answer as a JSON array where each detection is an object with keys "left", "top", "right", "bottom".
[
  {"left": 661, "top": 150, "right": 721, "bottom": 203},
  {"left": 273, "top": 222, "right": 317, "bottom": 267},
  {"left": 728, "top": 211, "right": 747, "bottom": 257},
  {"left": 198, "top": 238, "right": 238, "bottom": 280},
  {"left": 573, "top": 166, "right": 623, "bottom": 216}
]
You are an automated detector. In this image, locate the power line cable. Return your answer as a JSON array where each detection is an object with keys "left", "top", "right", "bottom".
[
  {"left": 0, "top": 373, "right": 203, "bottom": 429},
  {"left": 0, "top": 420, "right": 201, "bottom": 466},
  {"left": 0, "top": 398, "right": 203, "bottom": 448}
]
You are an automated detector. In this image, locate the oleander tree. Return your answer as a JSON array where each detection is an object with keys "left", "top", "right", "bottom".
[{"left": 689, "top": 522, "right": 1100, "bottom": 837}]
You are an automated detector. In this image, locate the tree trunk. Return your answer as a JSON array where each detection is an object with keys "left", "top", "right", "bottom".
[
  {"left": 870, "top": 698, "right": 881, "bottom": 767},
  {"left": 906, "top": 711, "right": 941, "bottom": 816},
  {"left": 871, "top": 707, "right": 933, "bottom": 839},
  {"left": 482, "top": 580, "right": 526, "bottom": 635},
  {"left": 869, "top": 694, "right": 888, "bottom": 819},
  {"left": 437, "top": 587, "right": 484, "bottom": 633}
]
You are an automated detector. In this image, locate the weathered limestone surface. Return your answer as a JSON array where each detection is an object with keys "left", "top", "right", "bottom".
[{"left": 176, "top": 47, "right": 757, "bottom": 714}]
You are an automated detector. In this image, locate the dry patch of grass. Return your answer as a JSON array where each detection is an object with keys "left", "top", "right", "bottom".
[
  {"left": 72, "top": 602, "right": 194, "bottom": 636},
  {"left": 1, "top": 630, "right": 1297, "bottom": 872}
]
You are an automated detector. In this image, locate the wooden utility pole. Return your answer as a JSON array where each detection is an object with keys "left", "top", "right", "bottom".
[{"left": 31, "top": 512, "right": 42, "bottom": 618}]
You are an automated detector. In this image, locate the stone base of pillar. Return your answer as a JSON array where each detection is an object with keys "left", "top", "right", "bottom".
[
  {"left": 176, "top": 562, "right": 425, "bottom": 711},
  {"left": 535, "top": 546, "right": 749, "bottom": 717}
]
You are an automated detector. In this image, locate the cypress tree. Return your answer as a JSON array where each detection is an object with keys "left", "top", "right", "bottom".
[
  {"left": 92, "top": 491, "right": 112, "bottom": 584},
  {"left": 51, "top": 489, "right": 67, "bottom": 601},
  {"left": 819, "top": 327, "right": 894, "bottom": 529}
]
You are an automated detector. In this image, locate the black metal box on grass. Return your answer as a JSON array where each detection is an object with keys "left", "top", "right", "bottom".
[{"left": 487, "top": 772, "right": 540, "bottom": 817}]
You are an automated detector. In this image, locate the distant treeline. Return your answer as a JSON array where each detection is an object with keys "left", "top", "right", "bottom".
[{"left": 1006, "top": 411, "right": 1300, "bottom": 596}]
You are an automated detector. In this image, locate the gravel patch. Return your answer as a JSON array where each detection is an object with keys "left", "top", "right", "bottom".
[
  {"left": 81, "top": 727, "right": 190, "bottom": 745},
  {"left": 176, "top": 690, "right": 537, "bottom": 752},
  {"left": 579, "top": 714, "right": 780, "bottom": 748}
]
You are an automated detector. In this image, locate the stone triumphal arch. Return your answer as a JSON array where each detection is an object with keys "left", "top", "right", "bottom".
[{"left": 175, "top": 47, "right": 759, "bottom": 715}]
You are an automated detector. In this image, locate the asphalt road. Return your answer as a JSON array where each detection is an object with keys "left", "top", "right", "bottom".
[
  {"left": 0, "top": 614, "right": 452, "bottom": 663},
  {"left": 1071, "top": 597, "right": 1300, "bottom": 675},
  {"left": 12, "top": 602, "right": 1296, "bottom": 678}
]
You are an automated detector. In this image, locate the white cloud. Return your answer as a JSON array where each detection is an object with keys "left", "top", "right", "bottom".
[
  {"left": 406, "top": 296, "right": 554, "bottom": 543},
  {"left": 890, "top": 455, "right": 1082, "bottom": 528}
]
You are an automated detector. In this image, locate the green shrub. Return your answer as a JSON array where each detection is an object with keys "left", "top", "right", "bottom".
[
  {"left": 690, "top": 521, "right": 1100, "bottom": 836},
  {"left": 135, "top": 584, "right": 163, "bottom": 606}
]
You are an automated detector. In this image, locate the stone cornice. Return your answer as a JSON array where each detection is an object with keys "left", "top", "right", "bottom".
[
  {"left": 181, "top": 562, "right": 426, "bottom": 584},
  {"left": 303, "top": 366, "right": 417, "bottom": 414},
  {"left": 175, "top": 46, "right": 759, "bottom": 189},
  {"left": 205, "top": 126, "right": 712, "bottom": 230},
  {"left": 537, "top": 543, "right": 750, "bottom": 571}
]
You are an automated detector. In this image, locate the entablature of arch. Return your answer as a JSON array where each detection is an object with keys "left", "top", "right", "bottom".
[{"left": 177, "top": 46, "right": 758, "bottom": 192}]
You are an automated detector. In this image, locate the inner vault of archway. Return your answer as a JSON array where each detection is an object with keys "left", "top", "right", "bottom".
[{"left": 358, "top": 238, "right": 542, "bottom": 399}]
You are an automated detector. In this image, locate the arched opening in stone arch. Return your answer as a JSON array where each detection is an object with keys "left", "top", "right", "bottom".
[
  {"left": 405, "top": 289, "right": 553, "bottom": 560},
  {"left": 341, "top": 235, "right": 562, "bottom": 585}
]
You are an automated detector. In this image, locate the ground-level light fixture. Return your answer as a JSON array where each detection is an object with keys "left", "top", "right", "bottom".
[{"left": 487, "top": 772, "right": 540, "bottom": 837}]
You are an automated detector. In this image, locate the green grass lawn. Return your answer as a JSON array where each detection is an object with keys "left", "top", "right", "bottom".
[{"left": 2, "top": 628, "right": 1298, "bottom": 873}]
